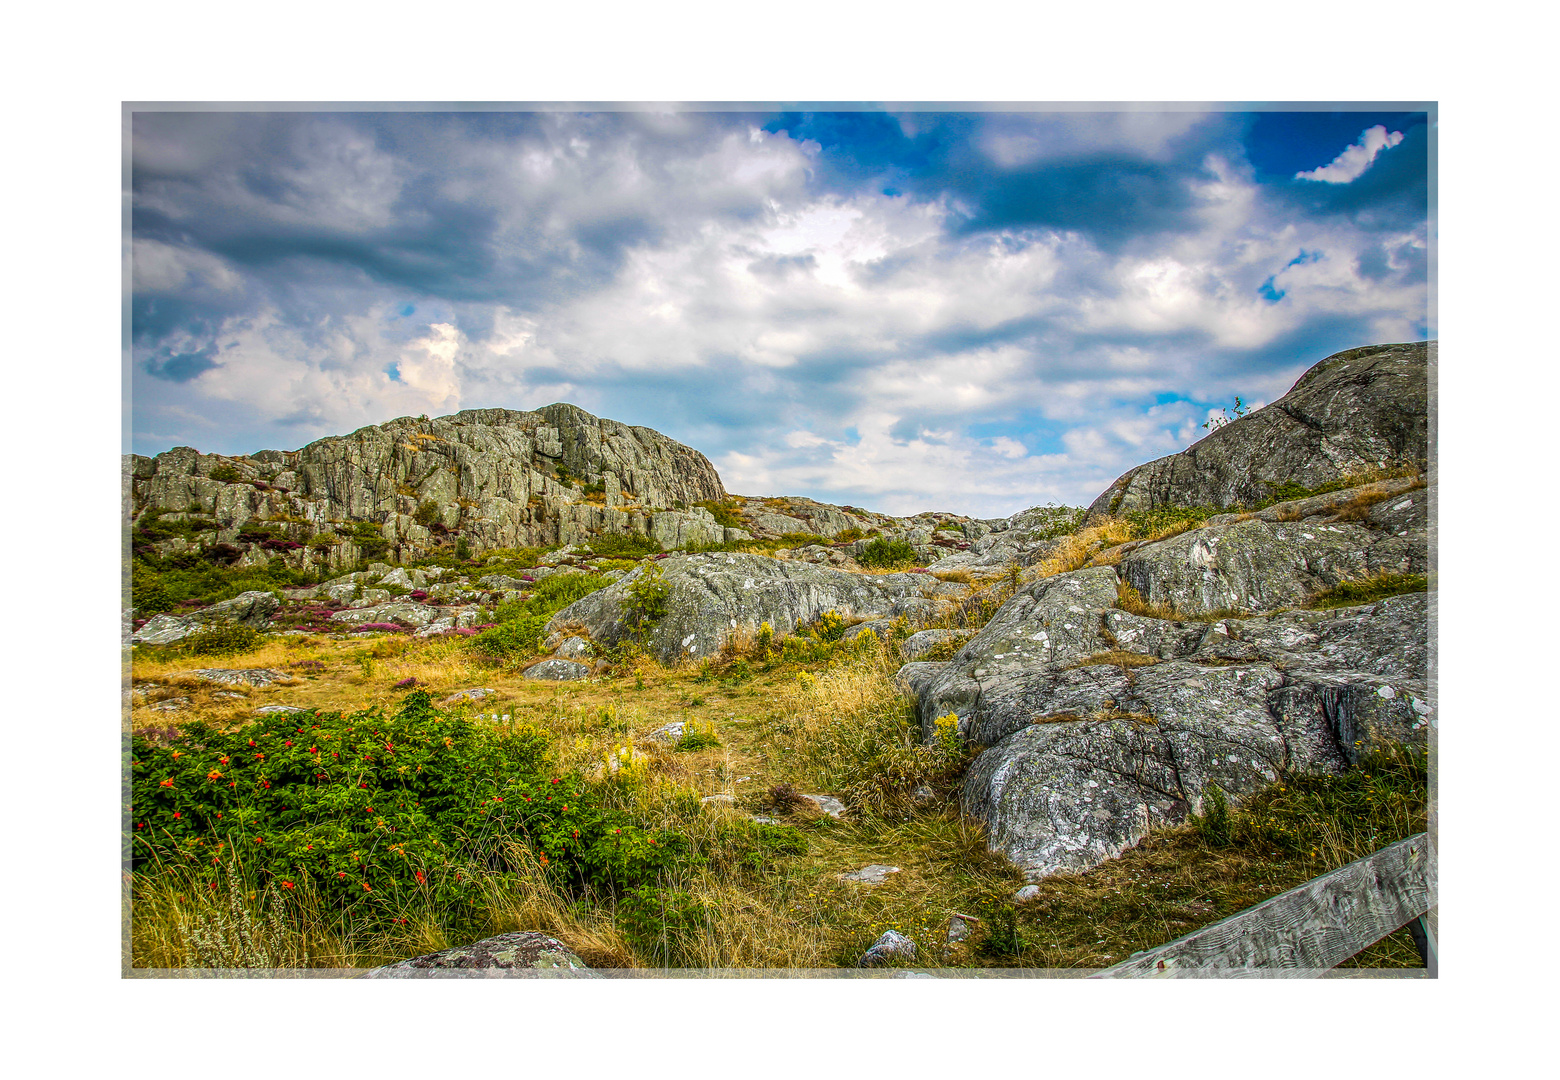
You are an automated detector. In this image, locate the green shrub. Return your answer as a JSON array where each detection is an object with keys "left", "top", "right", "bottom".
[
  {"left": 132, "top": 579, "right": 176, "bottom": 616},
  {"left": 454, "top": 538, "right": 471, "bottom": 562},
  {"left": 413, "top": 501, "right": 441, "bottom": 527},
  {"left": 1123, "top": 505, "right": 1220, "bottom": 540},
  {"left": 471, "top": 615, "right": 550, "bottom": 660},
  {"left": 470, "top": 572, "right": 608, "bottom": 662},
  {"left": 858, "top": 537, "right": 919, "bottom": 569},
  {"left": 675, "top": 721, "right": 721, "bottom": 752},
  {"left": 350, "top": 522, "right": 390, "bottom": 561},
  {"left": 130, "top": 692, "right": 688, "bottom": 933},
  {"left": 805, "top": 609, "right": 849, "bottom": 642},
  {"left": 587, "top": 533, "right": 663, "bottom": 559},
  {"left": 695, "top": 499, "right": 747, "bottom": 530},
  {"left": 1192, "top": 783, "right": 1232, "bottom": 847},
  {"left": 621, "top": 563, "right": 671, "bottom": 640},
  {"left": 1305, "top": 573, "right": 1429, "bottom": 610},
  {"left": 182, "top": 624, "right": 264, "bottom": 657},
  {"left": 209, "top": 465, "right": 241, "bottom": 483}
]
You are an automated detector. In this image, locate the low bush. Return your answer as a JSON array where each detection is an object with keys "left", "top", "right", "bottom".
[
  {"left": 587, "top": 533, "right": 662, "bottom": 559},
  {"left": 182, "top": 624, "right": 264, "bottom": 657},
  {"left": 694, "top": 500, "right": 747, "bottom": 530},
  {"left": 1305, "top": 573, "right": 1429, "bottom": 610},
  {"left": 209, "top": 465, "right": 241, "bottom": 483},
  {"left": 858, "top": 537, "right": 919, "bottom": 569},
  {"left": 674, "top": 721, "right": 721, "bottom": 752},
  {"left": 130, "top": 692, "right": 690, "bottom": 934}
]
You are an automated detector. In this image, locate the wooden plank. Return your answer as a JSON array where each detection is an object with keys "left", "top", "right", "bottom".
[{"left": 1090, "top": 833, "right": 1431, "bottom": 978}]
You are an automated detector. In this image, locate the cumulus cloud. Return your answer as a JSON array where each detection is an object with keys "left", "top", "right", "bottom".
[
  {"left": 1295, "top": 125, "right": 1406, "bottom": 184},
  {"left": 129, "top": 109, "right": 1431, "bottom": 516}
]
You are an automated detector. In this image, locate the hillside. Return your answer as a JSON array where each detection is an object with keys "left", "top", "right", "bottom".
[{"left": 126, "top": 340, "right": 1433, "bottom": 974}]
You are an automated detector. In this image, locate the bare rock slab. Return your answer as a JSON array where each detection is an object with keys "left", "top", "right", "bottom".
[
  {"left": 363, "top": 931, "right": 596, "bottom": 978},
  {"left": 840, "top": 864, "right": 901, "bottom": 885},
  {"left": 858, "top": 930, "right": 917, "bottom": 967}
]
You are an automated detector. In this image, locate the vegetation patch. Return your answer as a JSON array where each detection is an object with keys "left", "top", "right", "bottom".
[
  {"left": 1305, "top": 573, "right": 1429, "bottom": 610},
  {"left": 858, "top": 537, "right": 919, "bottom": 569}
]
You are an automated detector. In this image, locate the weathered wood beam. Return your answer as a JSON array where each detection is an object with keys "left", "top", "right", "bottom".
[{"left": 1090, "top": 832, "right": 1432, "bottom": 978}]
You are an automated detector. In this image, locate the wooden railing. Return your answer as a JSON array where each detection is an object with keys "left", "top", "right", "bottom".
[{"left": 1090, "top": 832, "right": 1436, "bottom": 978}]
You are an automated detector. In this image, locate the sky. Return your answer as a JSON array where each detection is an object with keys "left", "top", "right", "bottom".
[{"left": 128, "top": 106, "right": 1432, "bottom": 517}]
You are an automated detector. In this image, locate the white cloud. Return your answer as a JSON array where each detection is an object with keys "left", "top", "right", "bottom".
[{"left": 1295, "top": 125, "right": 1405, "bottom": 184}]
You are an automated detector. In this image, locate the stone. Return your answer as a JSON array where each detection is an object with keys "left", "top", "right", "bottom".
[
  {"left": 363, "top": 931, "right": 595, "bottom": 978},
  {"left": 799, "top": 793, "right": 846, "bottom": 819},
  {"left": 648, "top": 722, "right": 686, "bottom": 744},
  {"left": 911, "top": 784, "right": 936, "bottom": 805},
  {"left": 1087, "top": 341, "right": 1430, "bottom": 516},
  {"left": 858, "top": 930, "right": 917, "bottom": 967},
  {"left": 840, "top": 864, "right": 901, "bottom": 884},
  {"left": 898, "top": 629, "right": 963, "bottom": 660},
  {"left": 255, "top": 705, "right": 306, "bottom": 715},
  {"left": 1013, "top": 885, "right": 1041, "bottom": 903},
  {"left": 701, "top": 794, "right": 735, "bottom": 806},
  {"left": 130, "top": 590, "right": 283, "bottom": 645},
  {"left": 946, "top": 915, "right": 973, "bottom": 945},
  {"left": 553, "top": 635, "right": 592, "bottom": 659},
  {"left": 328, "top": 601, "right": 445, "bottom": 628},
  {"left": 186, "top": 668, "right": 292, "bottom": 688},
  {"left": 544, "top": 552, "right": 946, "bottom": 665},
  {"left": 442, "top": 688, "right": 495, "bottom": 704},
  {"left": 522, "top": 658, "right": 591, "bottom": 681}
]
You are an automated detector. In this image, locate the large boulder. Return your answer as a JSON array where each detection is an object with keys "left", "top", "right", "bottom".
[
  {"left": 545, "top": 552, "right": 949, "bottom": 664},
  {"left": 903, "top": 491, "right": 1432, "bottom": 882},
  {"left": 1087, "top": 341, "right": 1431, "bottom": 516},
  {"left": 131, "top": 590, "right": 281, "bottom": 645},
  {"left": 363, "top": 931, "right": 595, "bottom": 978},
  {"left": 327, "top": 601, "right": 445, "bottom": 628},
  {"left": 1118, "top": 515, "right": 1426, "bottom": 618}
]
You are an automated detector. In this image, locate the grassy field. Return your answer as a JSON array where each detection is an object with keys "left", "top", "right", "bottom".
[{"left": 126, "top": 603, "right": 1428, "bottom": 973}]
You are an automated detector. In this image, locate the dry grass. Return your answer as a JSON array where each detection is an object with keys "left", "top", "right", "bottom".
[
  {"left": 127, "top": 605, "right": 1424, "bottom": 972},
  {"left": 1032, "top": 519, "right": 1134, "bottom": 580},
  {"left": 930, "top": 569, "right": 975, "bottom": 584},
  {"left": 1065, "top": 649, "right": 1161, "bottom": 670},
  {"left": 1114, "top": 580, "right": 1179, "bottom": 621}
]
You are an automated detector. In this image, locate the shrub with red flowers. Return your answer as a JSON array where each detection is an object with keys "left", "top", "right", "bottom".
[
  {"left": 130, "top": 691, "right": 686, "bottom": 931},
  {"left": 352, "top": 622, "right": 408, "bottom": 634}
]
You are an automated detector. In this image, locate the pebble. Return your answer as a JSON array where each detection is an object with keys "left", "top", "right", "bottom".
[{"left": 840, "top": 864, "right": 901, "bottom": 885}]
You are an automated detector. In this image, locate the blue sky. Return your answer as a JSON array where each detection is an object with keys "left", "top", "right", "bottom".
[{"left": 129, "top": 106, "right": 1431, "bottom": 516}]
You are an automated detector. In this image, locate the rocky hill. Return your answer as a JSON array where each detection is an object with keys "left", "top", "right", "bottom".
[
  {"left": 128, "top": 339, "right": 1434, "bottom": 893},
  {"left": 1087, "top": 341, "right": 1431, "bottom": 517}
]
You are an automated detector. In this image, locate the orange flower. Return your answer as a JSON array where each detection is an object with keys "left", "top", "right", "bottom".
[
  {"left": 538, "top": 855, "right": 549, "bottom": 867},
  {"left": 281, "top": 881, "right": 295, "bottom": 890},
  {"left": 219, "top": 756, "right": 229, "bottom": 765},
  {"left": 207, "top": 770, "right": 223, "bottom": 782},
  {"left": 362, "top": 882, "right": 372, "bottom": 892},
  {"left": 158, "top": 778, "right": 174, "bottom": 788},
  {"left": 415, "top": 870, "right": 426, "bottom": 884}
]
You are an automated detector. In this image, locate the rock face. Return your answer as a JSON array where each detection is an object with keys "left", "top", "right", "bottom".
[
  {"left": 544, "top": 552, "right": 957, "bottom": 664},
  {"left": 904, "top": 480, "right": 1432, "bottom": 883},
  {"left": 363, "top": 931, "right": 595, "bottom": 977},
  {"left": 1118, "top": 480, "right": 1429, "bottom": 617},
  {"left": 1087, "top": 341, "right": 1431, "bottom": 517},
  {"left": 131, "top": 590, "right": 282, "bottom": 645},
  {"left": 128, "top": 402, "right": 729, "bottom": 566}
]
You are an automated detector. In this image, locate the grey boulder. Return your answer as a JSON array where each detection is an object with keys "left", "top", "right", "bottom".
[
  {"left": 363, "top": 931, "right": 595, "bottom": 978},
  {"left": 544, "top": 552, "right": 948, "bottom": 665}
]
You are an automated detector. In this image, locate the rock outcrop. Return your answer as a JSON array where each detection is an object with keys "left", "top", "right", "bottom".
[
  {"left": 131, "top": 591, "right": 282, "bottom": 645},
  {"left": 904, "top": 476, "right": 1432, "bottom": 882},
  {"left": 544, "top": 552, "right": 957, "bottom": 664},
  {"left": 363, "top": 931, "right": 595, "bottom": 977},
  {"left": 129, "top": 402, "right": 731, "bottom": 566},
  {"left": 1087, "top": 341, "right": 1431, "bottom": 517}
]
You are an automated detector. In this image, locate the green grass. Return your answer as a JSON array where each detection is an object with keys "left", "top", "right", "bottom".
[{"left": 1306, "top": 573, "right": 1429, "bottom": 609}]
